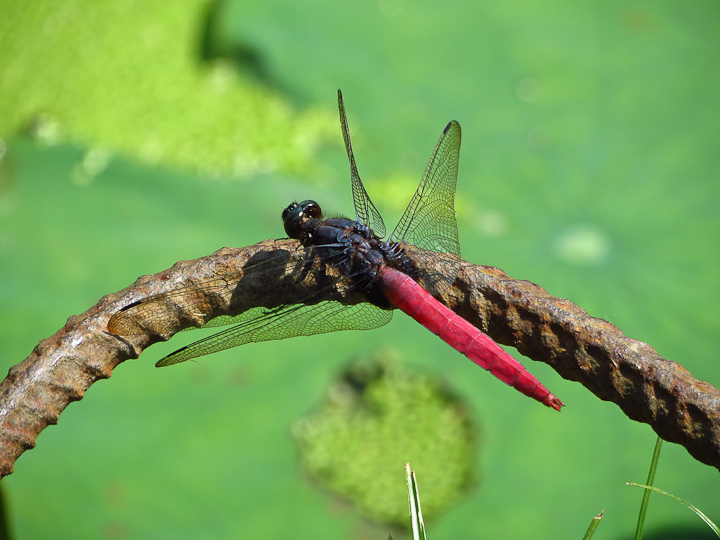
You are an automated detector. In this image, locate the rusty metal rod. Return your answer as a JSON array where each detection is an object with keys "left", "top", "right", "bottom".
[{"left": 0, "top": 239, "right": 718, "bottom": 477}]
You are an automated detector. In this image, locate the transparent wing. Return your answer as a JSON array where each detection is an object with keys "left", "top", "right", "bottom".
[
  {"left": 337, "top": 89, "right": 386, "bottom": 238},
  {"left": 390, "top": 120, "right": 461, "bottom": 258},
  {"left": 107, "top": 249, "right": 300, "bottom": 337},
  {"left": 107, "top": 246, "right": 395, "bottom": 367},
  {"left": 156, "top": 301, "right": 393, "bottom": 367}
]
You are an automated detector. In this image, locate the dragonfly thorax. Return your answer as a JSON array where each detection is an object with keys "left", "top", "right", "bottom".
[{"left": 281, "top": 200, "right": 386, "bottom": 285}]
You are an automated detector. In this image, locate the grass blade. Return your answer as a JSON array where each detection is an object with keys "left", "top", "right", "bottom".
[
  {"left": 627, "top": 483, "right": 720, "bottom": 538},
  {"left": 581, "top": 510, "right": 604, "bottom": 540},
  {"left": 406, "top": 463, "right": 426, "bottom": 540},
  {"left": 634, "top": 436, "right": 663, "bottom": 540}
]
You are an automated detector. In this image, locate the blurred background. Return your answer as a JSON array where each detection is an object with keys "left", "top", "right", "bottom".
[{"left": 1, "top": 1, "right": 719, "bottom": 539}]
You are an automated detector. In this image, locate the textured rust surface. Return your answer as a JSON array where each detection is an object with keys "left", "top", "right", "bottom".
[
  {"left": 446, "top": 260, "right": 720, "bottom": 471},
  {"left": 1, "top": 239, "right": 718, "bottom": 477}
]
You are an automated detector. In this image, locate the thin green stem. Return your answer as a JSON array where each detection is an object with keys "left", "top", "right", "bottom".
[
  {"left": 634, "top": 436, "right": 663, "bottom": 540},
  {"left": 581, "top": 510, "right": 604, "bottom": 540},
  {"left": 627, "top": 484, "right": 720, "bottom": 538},
  {"left": 405, "top": 464, "right": 426, "bottom": 540}
]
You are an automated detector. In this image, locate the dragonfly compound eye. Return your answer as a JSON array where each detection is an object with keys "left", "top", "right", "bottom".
[
  {"left": 281, "top": 202, "right": 299, "bottom": 221},
  {"left": 298, "top": 200, "right": 322, "bottom": 219},
  {"left": 282, "top": 200, "right": 322, "bottom": 238}
]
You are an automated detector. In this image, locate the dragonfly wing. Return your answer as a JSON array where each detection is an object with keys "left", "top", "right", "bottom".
[
  {"left": 337, "top": 89, "right": 386, "bottom": 238},
  {"left": 107, "top": 246, "right": 394, "bottom": 367},
  {"left": 390, "top": 120, "right": 461, "bottom": 257},
  {"left": 389, "top": 120, "right": 462, "bottom": 294},
  {"left": 107, "top": 277, "right": 234, "bottom": 336},
  {"left": 108, "top": 247, "right": 315, "bottom": 336},
  {"left": 156, "top": 300, "right": 393, "bottom": 367}
]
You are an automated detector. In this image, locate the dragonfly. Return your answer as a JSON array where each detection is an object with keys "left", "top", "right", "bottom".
[{"left": 108, "top": 90, "right": 563, "bottom": 411}]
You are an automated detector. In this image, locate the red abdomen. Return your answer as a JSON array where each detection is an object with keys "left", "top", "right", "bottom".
[{"left": 378, "top": 266, "right": 563, "bottom": 411}]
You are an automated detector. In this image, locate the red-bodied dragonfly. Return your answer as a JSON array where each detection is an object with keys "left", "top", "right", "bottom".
[{"left": 108, "top": 90, "right": 563, "bottom": 411}]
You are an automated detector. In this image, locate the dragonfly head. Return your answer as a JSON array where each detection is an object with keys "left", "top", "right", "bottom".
[{"left": 282, "top": 199, "right": 322, "bottom": 239}]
